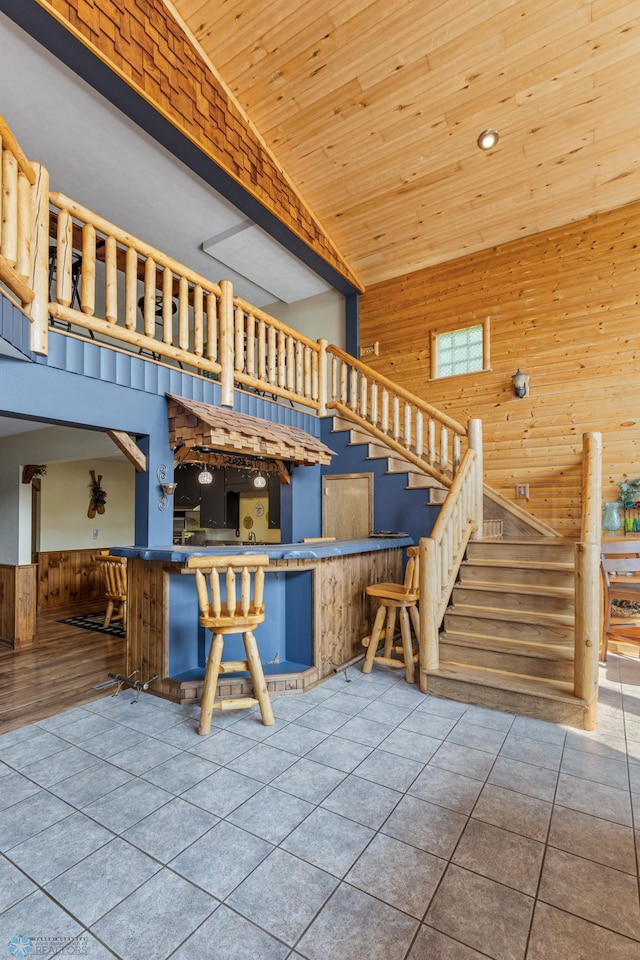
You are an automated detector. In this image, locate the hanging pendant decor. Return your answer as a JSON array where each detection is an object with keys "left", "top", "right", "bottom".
[{"left": 88, "top": 469, "right": 107, "bottom": 518}]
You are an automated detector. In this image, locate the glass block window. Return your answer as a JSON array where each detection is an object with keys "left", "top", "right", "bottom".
[{"left": 432, "top": 322, "right": 487, "bottom": 379}]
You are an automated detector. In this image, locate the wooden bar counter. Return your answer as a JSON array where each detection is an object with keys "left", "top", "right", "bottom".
[{"left": 112, "top": 537, "right": 412, "bottom": 704}]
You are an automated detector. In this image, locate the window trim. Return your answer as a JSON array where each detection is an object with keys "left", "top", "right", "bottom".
[{"left": 430, "top": 317, "right": 491, "bottom": 381}]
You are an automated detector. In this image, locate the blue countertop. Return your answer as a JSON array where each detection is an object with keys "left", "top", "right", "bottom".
[{"left": 111, "top": 535, "right": 414, "bottom": 563}]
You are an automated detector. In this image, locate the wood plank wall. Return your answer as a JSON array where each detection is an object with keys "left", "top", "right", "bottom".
[
  {"left": 32, "top": 0, "right": 360, "bottom": 291},
  {"left": 0, "top": 564, "right": 37, "bottom": 648},
  {"left": 37, "top": 549, "right": 104, "bottom": 609},
  {"left": 360, "top": 200, "right": 640, "bottom": 539}
]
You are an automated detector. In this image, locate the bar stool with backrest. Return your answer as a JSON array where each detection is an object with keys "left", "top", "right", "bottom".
[
  {"left": 187, "top": 554, "right": 275, "bottom": 735},
  {"left": 361, "top": 546, "right": 420, "bottom": 682},
  {"left": 94, "top": 553, "right": 128, "bottom": 630}
]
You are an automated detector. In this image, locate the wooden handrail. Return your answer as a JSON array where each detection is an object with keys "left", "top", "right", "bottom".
[
  {"left": 0, "top": 114, "right": 36, "bottom": 184},
  {"left": 429, "top": 449, "right": 477, "bottom": 544},
  {"left": 327, "top": 343, "right": 466, "bottom": 436},
  {"left": 49, "top": 193, "right": 223, "bottom": 297},
  {"left": 329, "top": 402, "right": 452, "bottom": 486},
  {"left": 233, "top": 297, "right": 321, "bottom": 353}
]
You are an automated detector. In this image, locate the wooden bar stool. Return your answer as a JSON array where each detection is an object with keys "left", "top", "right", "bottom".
[
  {"left": 362, "top": 546, "right": 420, "bottom": 682},
  {"left": 187, "top": 554, "right": 275, "bottom": 735},
  {"left": 94, "top": 553, "right": 128, "bottom": 630}
]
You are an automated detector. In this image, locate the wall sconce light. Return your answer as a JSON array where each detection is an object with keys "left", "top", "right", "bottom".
[
  {"left": 477, "top": 128, "right": 499, "bottom": 150},
  {"left": 512, "top": 369, "right": 530, "bottom": 398},
  {"left": 157, "top": 464, "right": 177, "bottom": 511},
  {"left": 198, "top": 467, "right": 213, "bottom": 485}
]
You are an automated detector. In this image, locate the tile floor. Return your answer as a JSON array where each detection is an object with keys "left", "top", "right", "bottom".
[{"left": 1, "top": 655, "right": 639, "bottom": 960}]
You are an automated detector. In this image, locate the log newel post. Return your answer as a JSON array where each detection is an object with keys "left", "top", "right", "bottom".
[
  {"left": 27, "top": 161, "right": 50, "bottom": 355},
  {"left": 574, "top": 541, "right": 600, "bottom": 729},
  {"left": 419, "top": 536, "right": 439, "bottom": 692},
  {"left": 467, "top": 418, "right": 483, "bottom": 540},
  {"left": 318, "top": 338, "right": 328, "bottom": 417},
  {"left": 574, "top": 431, "right": 602, "bottom": 730},
  {"left": 219, "top": 279, "right": 234, "bottom": 407}
]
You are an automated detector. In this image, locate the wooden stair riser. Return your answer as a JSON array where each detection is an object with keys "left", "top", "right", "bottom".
[
  {"left": 442, "top": 609, "right": 575, "bottom": 644},
  {"left": 451, "top": 585, "right": 573, "bottom": 616},
  {"left": 425, "top": 673, "right": 588, "bottom": 728},
  {"left": 438, "top": 638, "right": 573, "bottom": 681},
  {"left": 459, "top": 563, "right": 574, "bottom": 590},
  {"left": 465, "top": 540, "right": 575, "bottom": 564}
]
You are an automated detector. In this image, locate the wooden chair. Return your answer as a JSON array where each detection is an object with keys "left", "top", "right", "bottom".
[
  {"left": 362, "top": 546, "right": 420, "bottom": 682},
  {"left": 600, "top": 541, "right": 640, "bottom": 660},
  {"left": 187, "top": 554, "right": 275, "bottom": 735},
  {"left": 94, "top": 553, "right": 128, "bottom": 630}
]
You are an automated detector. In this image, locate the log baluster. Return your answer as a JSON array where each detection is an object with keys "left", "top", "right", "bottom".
[
  {"left": 124, "top": 246, "right": 137, "bottom": 329},
  {"left": 81, "top": 224, "right": 96, "bottom": 316},
  {"left": 162, "top": 266, "right": 173, "bottom": 343},
  {"left": 178, "top": 276, "right": 189, "bottom": 351},
  {"left": 193, "top": 284, "right": 204, "bottom": 356},
  {"left": 143, "top": 256, "right": 156, "bottom": 336},
  {"left": 56, "top": 208, "right": 73, "bottom": 307}
]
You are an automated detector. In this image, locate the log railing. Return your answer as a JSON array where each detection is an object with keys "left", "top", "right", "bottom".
[
  {"left": 418, "top": 438, "right": 482, "bottom": 691},
  {"left": 231, "top": 297, "right": 325, "bottom": 412},
  {"left": 326, "top": 344, "right": 468, "bottom": 486},
  {"left": 47, "top": 193, "right": 230, "bottom": 399},
  {"left": 573, "top": 431, "right": 602, "bottom": 730}
]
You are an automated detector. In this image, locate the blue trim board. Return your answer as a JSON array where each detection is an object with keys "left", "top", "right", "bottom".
[{"left": 0, "top": 0, "right": 360, "bottom": 298}]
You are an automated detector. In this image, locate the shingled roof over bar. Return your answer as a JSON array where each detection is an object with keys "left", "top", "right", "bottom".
[{"left": 166, "top": 394, "right": 334, "bottom": 466}]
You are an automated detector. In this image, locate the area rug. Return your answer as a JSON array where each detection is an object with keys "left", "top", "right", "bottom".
[{"left": 59, "top": 612, "right": 125, "bottom": 638}]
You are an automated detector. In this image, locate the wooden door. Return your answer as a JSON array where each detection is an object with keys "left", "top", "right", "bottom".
[{"left": 322, "top": 473, "right": 373, "bottom": 539}]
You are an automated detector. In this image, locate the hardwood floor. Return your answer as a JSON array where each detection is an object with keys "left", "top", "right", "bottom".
[{"left": 0, "top": 603, "right": 126, "bottom": 734}]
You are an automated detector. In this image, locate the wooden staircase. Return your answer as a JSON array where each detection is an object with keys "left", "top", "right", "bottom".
[
  {"left": 329, "top": 412, "right": 597, "bottom": 729},
  {"left": 426, "top": 538, "right": 591, "bottom": 727}
]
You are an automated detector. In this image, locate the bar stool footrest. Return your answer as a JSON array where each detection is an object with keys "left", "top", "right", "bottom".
[{"left": 215, "top": 696, "right": 259, "bottom": 711}]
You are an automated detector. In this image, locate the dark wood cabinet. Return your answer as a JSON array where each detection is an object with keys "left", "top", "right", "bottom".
[
  {"left": 174, "top": 465, "right": 201, "bottom": 508},
  {"left": 268, "top": 475, "right": 281, "bottom": 530},
  {"left": 199, "top": 471, "right": 226, "bottom": 528}
]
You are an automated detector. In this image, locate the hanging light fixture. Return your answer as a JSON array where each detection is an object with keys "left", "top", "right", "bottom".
[
  {"left": 198, "top": 467, "right": 213, "bottom": 485},
  {"left": 253, "top": 474, "right": 267, "bottom": 489}
]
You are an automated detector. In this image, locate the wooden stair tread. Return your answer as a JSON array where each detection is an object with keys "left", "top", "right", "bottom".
[
  {"left": 454, "top": 581, "right": 573, "bottom": 600},
  {"left": 447, "top": 603, "right": 574, "bottom": 627},
  {"left": 462, "top": 558, "right": 574, "bottom": 572},
  {"left": 440, "top": 630, "right": 574, "bottom": 660},
  {"left": 428, "top": 661, "right": 586, "bottom": 705}
]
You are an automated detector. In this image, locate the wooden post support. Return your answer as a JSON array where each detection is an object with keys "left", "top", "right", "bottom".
[
  {"left": 219, "top": 278, "right": 234, "bottom": 407},
  {"left": 581, "top": 432, "right": 602, "bottom": 545},
  {"left": 573, "top": 540, "right": 600, "bottom": 729},
  {"left": 468, "top": 418, "right": 483, "bottom": 541},
  {"left": 318, "top": 338, "right": 328, "bottom": 416},
  {"left": 26, "top": 161, "right": 49, "bottom": 356},
  {"left": 419, "top": 536, "right": 439, "bottom": 692}
]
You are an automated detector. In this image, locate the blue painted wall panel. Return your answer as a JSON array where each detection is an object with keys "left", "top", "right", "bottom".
[{"left": 320, "top": 418, "right": 439, "bottom": 547}]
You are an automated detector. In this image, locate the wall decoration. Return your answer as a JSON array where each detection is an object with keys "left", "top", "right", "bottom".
[{"left": 88, "top": 469, "right": 107, "bottom": 518}]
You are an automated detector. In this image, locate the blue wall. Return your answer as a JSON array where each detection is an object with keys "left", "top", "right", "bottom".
[{"left": 320, "top": 419, "right": 439, "bottom": 548}]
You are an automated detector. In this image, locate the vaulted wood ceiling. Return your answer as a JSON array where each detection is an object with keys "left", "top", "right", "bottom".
[{"left": 172, "top": 0, "right": 640, "bottom": 289}]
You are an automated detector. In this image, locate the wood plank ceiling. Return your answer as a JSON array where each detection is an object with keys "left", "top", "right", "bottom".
[{"left": 173, "top": 0, "right": 639, "bottom": 289}]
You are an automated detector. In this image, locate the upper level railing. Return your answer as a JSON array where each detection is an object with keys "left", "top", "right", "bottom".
[{"left": 1, "top": 110, "right": 469, "bottom": 490}]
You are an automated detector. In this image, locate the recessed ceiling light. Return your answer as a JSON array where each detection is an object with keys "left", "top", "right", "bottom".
[{"left": 477, "top": 128, "right": 499, "bottom": 150}]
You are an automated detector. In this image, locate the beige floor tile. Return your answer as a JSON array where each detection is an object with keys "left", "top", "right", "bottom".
[
  {"left": 548, "top": 805, "right": 637, "bottom": 874},
  {"left": 472, "top": 783, "right": 552, "bottom": 842},
  {"left": 527, "top": 902, "right": 640, "bottom": 960},
  {"left": 425, "top": 864, "right": 534, "bottom": 960},
  {"left": 538, "top": 847, "right": 640, "bottom": 940},
  {"left": 452, "top": 818, "right": 544, "bottom": 895}
]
